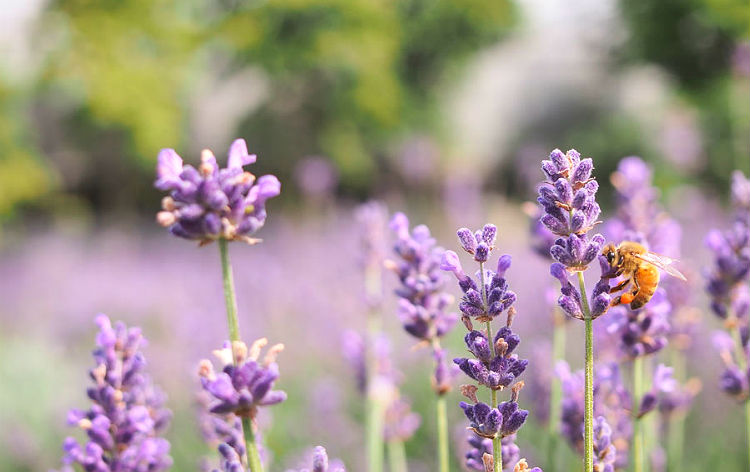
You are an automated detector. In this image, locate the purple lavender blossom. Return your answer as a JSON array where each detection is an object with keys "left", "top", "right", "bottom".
[
  {"left": 705, "top": 171, "right": 750, "bottom": 320},
  {"left": 459, "top": 389, "right": 529, "bottom": 440},
  {"left": 55, "top": 314, "right": 172, "bottom": 472},
  {"left": 387, "top": 212, "right": 458, "bottom": 393},
  {"left": 198, "top": 338, "right": 287, "bottom": 420},
  {"left": 290, "top": 446, "right": 346, "bottom": 472},
  {"left": 713, "top": 331, "right": 750, "bottom": 400},
  {"left": 453, "top": 327, "right": 528, "bottom": 391},
  {"left": 155, "top": 139, "right": 281, "bottom": 244},
  {"left": 592, "top": 416, "right": 616, "bottom": 472},
  {"left": 441, "top": 226, "right": 517, "bottom": 323},
  {"left": 383, "top": 398, "right": 421, "bottom": 441},
  {"left": 355, "top": 201, "right": 390, "bottom": 307},
  {"left": 537, "top": 149, "right": 610, "bottom": 320}
]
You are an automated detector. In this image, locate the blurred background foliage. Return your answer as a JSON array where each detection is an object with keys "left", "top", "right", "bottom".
[
  {"left": 0, "top": 0, "right": 745, "bottom": 225},
  {"left": 0, "top": 0, "right": 749, "bottom": 471}
]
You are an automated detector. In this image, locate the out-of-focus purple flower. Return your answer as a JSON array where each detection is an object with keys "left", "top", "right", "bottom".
[
  {"left": 557, "top": 362, "right": 631, "bottom": 468},
  {"left": 713, "top": 330, "right": 750, "bottom": 401},
  {"left": 387, "top": 212, "right": 458, "bottom": 394},
  {"left": 637, "top": 364, "right": 678, "bottom": 417},
  {"left": 289, "top": 446, "right": 347, "bottom": 472},
  {"left": 155, "top": 139, "right": 280, "bottom": 244},
  {"left": 523, "top": 203, "right": 557, "bottom": 261},
  {"left": 55, "top": 314, "right": 172, "bottom": 472},
  {"left": 293, "top": 156, "right": 338, "bottom": 199},
  {"left": 592, "top": 416, "right": 616, "bottom": 472},
  {"left": 199, "top": 338, "right": 287, "bottom": 419},
  {"left": 383, "top": 398, "right": 421, "bottom": 441},
  {"left": 705, "top": 171, "right": 750, "bottom": 320},
  {"left": 387, "top": 212, "right": 457, "bottom": 343},
  {"left": 606, "top": 290, "right": 672, "bottom": 358},
  {"left": 537, "top": 149, "right": 610, "bottom": 321}
]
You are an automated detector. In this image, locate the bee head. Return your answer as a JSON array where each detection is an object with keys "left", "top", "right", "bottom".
[{"left": 602, "top": 243, "right": 617, "bottom": 266}]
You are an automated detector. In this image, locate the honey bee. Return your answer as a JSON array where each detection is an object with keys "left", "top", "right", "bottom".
[{"left": 602, "top": 241, "right": 687, "bottom": 310}]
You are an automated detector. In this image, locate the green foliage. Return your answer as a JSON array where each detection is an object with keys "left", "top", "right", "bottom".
[
  {"left": 0, "top": 84, "right": 54, "bottom": 219},
  {"left": 620, "top": 0, "right": 745, "bottom": 89},
  {"left": 41, "top": 0, "right": 515, "bottom": 191}
]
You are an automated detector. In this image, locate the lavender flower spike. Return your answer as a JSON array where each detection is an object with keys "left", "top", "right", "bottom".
[
  {"left": 592, "top": 416, "right": 616, "bottom": 472},
  {"left": 155, "top": 138, "right": 281, "bottom": 244},
  {"left": 290, "top": 446, "right": 347, "bottom": 472},
  {"left": 199, "top": 338, "right": 287, "bottom": 420},
  {"left": 55, "top": 314, "right": 172, "bottom": 472}
]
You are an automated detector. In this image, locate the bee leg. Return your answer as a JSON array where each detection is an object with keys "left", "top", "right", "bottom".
[
  {"left": 629, "top": 276, "right": 644, "bottom": 310},
  {"left": 608, "top": 278, "right": 631, "bottom": 294}
]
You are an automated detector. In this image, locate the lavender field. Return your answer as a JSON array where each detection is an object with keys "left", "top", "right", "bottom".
[{"left": 0, "top": 1, "right": 748, "bottom": 472}]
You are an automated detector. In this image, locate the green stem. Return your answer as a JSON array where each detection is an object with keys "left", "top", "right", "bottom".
[
  {"left": 387, "top": 440, "right": 408, "bottom": 472},
  {"left": 633, "top": 356, "right": 645, "bottom": 472},
  {"left": 576, "top": 271, "right": 594, "bottom": 472},
  {"left": 218, "top": 238, "right": 241, "bottom": 343},
  {"left": 218, "top": 239, "right": 263, "bottom": 472},
  {"left": 666, "top": 351, "right": 685, "bottom": 472},
  {"left": 243, "top": 417, "right": 264, "bottom": 472},
  {"left": 730, "top": 321, "right": 750, "bottom": 472},
  {"left": 367, "top": 391, "right": 387, "bottom": 472},
  {"left": 547, "top": 307, "right": 566, "bottom": 469},
  {"left": 492, "top": 389, "right": 502, "bottom": 472},
  {"left": 436, "top": 395, "right": 449, "bottom": 472}
]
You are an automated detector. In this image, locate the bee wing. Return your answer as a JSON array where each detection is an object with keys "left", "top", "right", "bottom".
[{"left": 634, "top": 252, "right": 687, "bottom": 281}]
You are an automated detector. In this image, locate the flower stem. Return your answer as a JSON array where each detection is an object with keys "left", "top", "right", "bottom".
[
  {"left": 666, "top": 350, "right": 685, "bottom": 472},
  {"left": 730, "top": 321, "right": 750, "bottom": 472},
  {"left": 492, "top": 389, "right": 502, "bottom": 472},
  {"left": 436, "top": 395, "right": 450, "bottom": 472},
  {"left": 547, "top": 307, "right": 566, "bottom": 469},
  {"left": 388, "top": 440, "right": 408, "bottom": 472},
  {"left": 243, "top": 417, "right": 264, "bottom": 472},
  {"left": 576, "top": 271, "right": 594, "bottom": 472},
  {"left": 218, "top": 239, "right": 263, "bottom": 472},
  {"left": 218, "top": 238, "right": 241, "bottom": 343},
  {"left": 367, "top": 391, "right": 387, "bottom": 472},
  {"left": 632, "top": 355, "right": 645, "bottom": 472}
]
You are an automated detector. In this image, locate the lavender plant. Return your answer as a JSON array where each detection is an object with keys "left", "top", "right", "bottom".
[
  {"left": 55, "top": 314, "right": 172, "bottom": 472},
  {"left": 705, "top": 170, "right": 750, "bottom": 468},
  {"left": 154, "top": 139, "right": 283, "bottom": 472},
  {"left": 441, "top": 224, "right": 540, "bottom": 472},
  {"left": 536, "top": 149, "right": 610, "bottom": 470},
  {"left": 387, "top": 212, "right": 458, "bottom": 472},
  {"left": 289, "top": 446, "right": 346, "bottom": 472}
]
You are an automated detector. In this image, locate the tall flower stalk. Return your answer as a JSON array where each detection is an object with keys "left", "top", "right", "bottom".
[
  {"left": 154, "top": 138, "right": 281, "bottom": 472},
  {"left": 536, "top": 149, "right": 610, "bottom": 471},
  {"left": 705, "top": 170, "right": 750, "bottom": 470},
  {"left": 387, "top": 213, "right": 458, "bottom": 472},
  {"left": 441, "top": 224, "right": 533, "bottom": 472}
]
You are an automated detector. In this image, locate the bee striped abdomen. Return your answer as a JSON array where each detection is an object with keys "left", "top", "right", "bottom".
[{"left": 630, "top": 264, "right": 660, "bottom": 310}]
